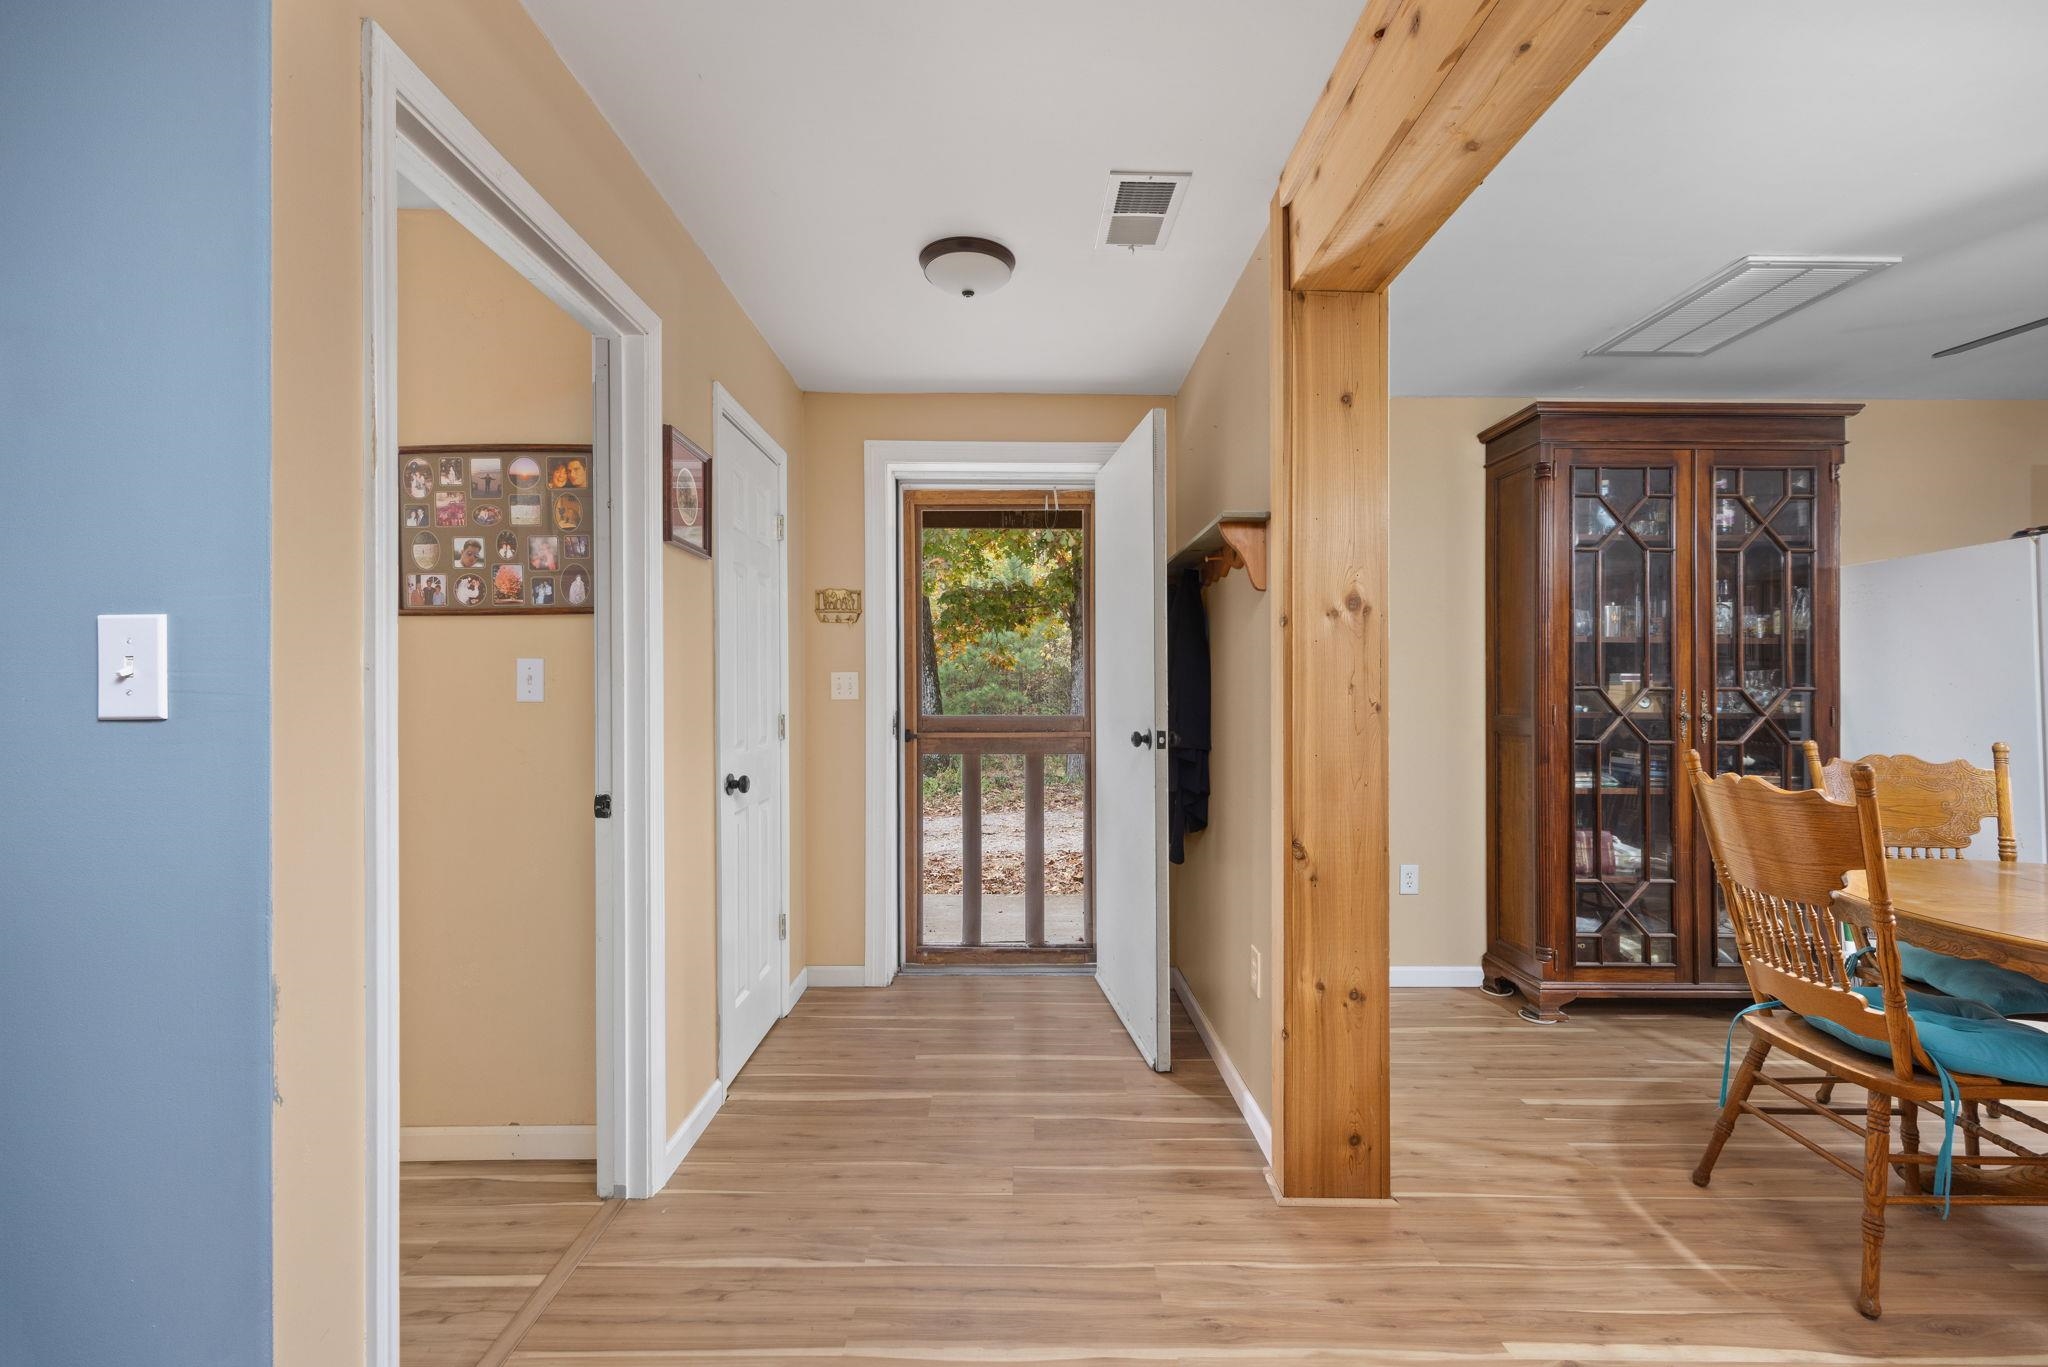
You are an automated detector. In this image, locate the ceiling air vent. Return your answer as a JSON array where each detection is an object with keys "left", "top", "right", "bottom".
[
  {"left": 1587, "top": 255, "right": 1900, "bottom": 357},
  {"left": 1098, "top": 171, "right": 1191, "bottom": 251}
]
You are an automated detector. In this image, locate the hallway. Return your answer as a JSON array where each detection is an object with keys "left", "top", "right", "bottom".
[{"left": 404, "top": 980, "right": 2048, "bottom": 1365}]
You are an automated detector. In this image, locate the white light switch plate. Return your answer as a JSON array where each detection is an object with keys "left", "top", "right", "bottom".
[
  {"left": 830, "top": 671, "right": 860, "bottom": 701},
  {"left": 98, "top": 614, "right": 168, "bottom": 721},
  {"left": 516, "top": 657, "right": 545, "bottom": 703}
]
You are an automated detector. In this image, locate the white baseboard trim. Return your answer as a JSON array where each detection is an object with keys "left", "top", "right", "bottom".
[
  {"left": 399, "top": 1124, "right": 595, "bottom": 1162},
  {"left": 658, "top": 1078, "right": 725, "bottom": 1186},
  {"left": 1170, "top": 969, "right": 1273, "bottom": 1164},
  {"left": 1389, "top": 965, "right": 1484, "bottom": 988},
  {"left": 786, "top": 966, "right": 809, "bottom": 1012},
  {"left": 806, "top": 964, "right": 868, "bottom": 988}
]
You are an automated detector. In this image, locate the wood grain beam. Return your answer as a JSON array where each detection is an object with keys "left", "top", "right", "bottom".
[
  {"left": 1281, "top": 0, "right": 1643, "bottom": 292},
  {"left": 1270, "top": 201, "right": 1393, "bottom": 1199}
]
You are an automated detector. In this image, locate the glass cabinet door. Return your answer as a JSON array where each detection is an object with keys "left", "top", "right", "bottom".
[
  {"left": 1566, "top": 458, "right": 1690, "bottom": 977},
  {"left": 1701, "top": 456, "right": 1831, "bottom": 974}
]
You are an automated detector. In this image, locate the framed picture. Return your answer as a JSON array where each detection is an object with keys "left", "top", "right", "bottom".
[
  {"left": 398, "top": 444, "right": 594, "bottom": 615},
  {"left": 663, "top": 424, "right": 712, "bottom": 559}
]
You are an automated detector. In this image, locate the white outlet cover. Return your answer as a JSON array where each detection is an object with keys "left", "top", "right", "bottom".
[
  {"left": 516, "top": 657, "right": 545, "bottom": 703},
  {"left": 97, "top": 613, "right": 168, "bottom": 721},
  {"left": 1398, "top": 864, "right": 1421, "bottom": 894}
]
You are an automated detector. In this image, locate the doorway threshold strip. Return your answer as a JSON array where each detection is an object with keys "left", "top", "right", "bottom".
[{"left": 476, "top": 1197, "right": 621, "bottom": 1367}]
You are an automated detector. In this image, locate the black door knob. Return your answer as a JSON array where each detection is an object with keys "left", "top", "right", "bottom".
[
  {"left": 724, "top": 773, "right": 750, "bottom": 795},
  {"left": 1131, "top": 730, "right": 1153, "bottom": 748}
]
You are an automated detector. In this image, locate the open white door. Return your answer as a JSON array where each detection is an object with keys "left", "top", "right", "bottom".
[{"left": 1093, "top": 409, "right": 1170, "bottom": 1070}]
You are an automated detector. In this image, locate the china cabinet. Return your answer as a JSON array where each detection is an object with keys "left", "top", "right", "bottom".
[{"left": 1480, "top": 403, "right": 1860, "bottom": 1020}]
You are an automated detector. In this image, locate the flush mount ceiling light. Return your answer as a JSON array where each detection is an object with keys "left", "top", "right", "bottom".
[
  {"left": 920, "top": 237, "right": 1014, "bottom": 298},
  {"left": 1586, "top": 255, "right": 1900, "bottom": 357}
]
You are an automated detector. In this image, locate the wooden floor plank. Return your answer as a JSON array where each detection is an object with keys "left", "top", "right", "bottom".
[{"left": 394, "top": 978, "right": 2048, "bottom": 1366}]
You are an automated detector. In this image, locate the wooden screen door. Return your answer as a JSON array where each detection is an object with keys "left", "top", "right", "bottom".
[{"left": 903, "top": 489, "right": 1095, "bottom": 966}]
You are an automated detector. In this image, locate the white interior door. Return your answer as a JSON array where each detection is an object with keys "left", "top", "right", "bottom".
[
  {"left": 1093, "top": 409, "right": 1170, "bottom": 1070},
  {"left": 715, "top": 412, "right": 787, "bottom": 1082}
]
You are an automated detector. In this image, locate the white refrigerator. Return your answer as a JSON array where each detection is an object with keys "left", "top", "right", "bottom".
[{"left": 1840, "top": 535, "right": 2048, "bottom": 860}]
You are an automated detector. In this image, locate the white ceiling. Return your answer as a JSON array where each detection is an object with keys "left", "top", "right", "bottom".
[
  {"left": 1391, "top": 0, "right": 2048, "bottom": 399},
  {"left": 522, "top": 0, "right": 1364, "bottom": 394}
]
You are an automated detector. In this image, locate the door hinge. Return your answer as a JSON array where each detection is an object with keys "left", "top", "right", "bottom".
[
  {"left": 594, "top": 794, "right": 613, "bottom": 819},
  {"left": 778, "top": 912, "right": 789, "bottom": 940},
  {"left": 1829, "top": 463, "right": 1842, "bottom": 483},
  {"left": 775, "top": 513, "right": 785, "bottom": 541},
  {"left": 778, "top": 712, "right": 787, "bottom": 739}
]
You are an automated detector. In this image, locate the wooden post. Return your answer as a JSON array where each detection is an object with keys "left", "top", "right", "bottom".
[
  {"left": 1024, "top": 753, "right": 1046, "bottom": 946},
  {"left": 1270, "top": 201, "right": 1392, "bottom": 1198},
  {"left": 1265, "top": 0, "right": 1642, "bottom": 1199},
  {"left": 961, "top": 751, "right": 983, "bottom": 947}
]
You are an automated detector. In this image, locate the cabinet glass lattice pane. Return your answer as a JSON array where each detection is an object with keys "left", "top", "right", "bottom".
[
  {"left": 1709, "top": 464, "right": 1821, "bottom": 967},
  {"left": 1569, "top": 465, "right": 1679, "bottom": 968}
]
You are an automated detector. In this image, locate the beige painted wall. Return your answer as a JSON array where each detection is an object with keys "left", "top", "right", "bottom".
[
  {"left": 273, "top": 4, "right": 803, "bottom": 1359},
  {"left": 396, "top": 210, "right": 594, "bottom": 1128},
  {"left": 794, "top": 393, "right": 1173, "bottom": 967},
  {"left": 1839, "top": 401, "right": 2048, "bottom": 564},
  {"left": 1165, "top": 235, "right": 1275, "bottom": 1113}
]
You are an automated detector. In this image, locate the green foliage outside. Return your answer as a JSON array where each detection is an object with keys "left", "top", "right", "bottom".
[{"left": 919, "top": 523, "right": 1087, "bottom": 810}]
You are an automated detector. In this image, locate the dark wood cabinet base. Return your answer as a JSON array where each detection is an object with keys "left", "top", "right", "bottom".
[{"left": 1482, "top": 948, "right": 1756, "bottom": 1022}]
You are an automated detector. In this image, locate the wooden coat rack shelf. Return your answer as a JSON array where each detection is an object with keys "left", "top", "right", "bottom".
[{"left": 1169, "top": 511, "right": 1269, "bottom": 591}]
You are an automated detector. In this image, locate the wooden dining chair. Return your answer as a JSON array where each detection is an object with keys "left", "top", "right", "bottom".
[
  {"left": 1686, "top": 749, "right": 2048, "bottom": 1319},
  {"left": 1800, "top": 740, "right": 2016, "bottom": 862}
]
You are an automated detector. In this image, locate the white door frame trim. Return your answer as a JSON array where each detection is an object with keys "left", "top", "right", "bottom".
[
  {"left": 860, "top": 441, "right": 1116, "bottom": 985},
  {"left": 363, "top": 23, "right": 667, "bottom": 1366},
  {"left": 711, "top": 381, "right": 796, "bottom": 1084}
]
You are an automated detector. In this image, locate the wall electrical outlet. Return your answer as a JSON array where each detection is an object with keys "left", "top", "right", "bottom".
[
  {"left": 830, "top": 671, "right": 860, "bottom": 700},
  {"left": 1398, "top": 864, "right": 1421, "bottom": 895},
  {"left": 1249, "top": 945, "right": 1262, "bottom": 998}
]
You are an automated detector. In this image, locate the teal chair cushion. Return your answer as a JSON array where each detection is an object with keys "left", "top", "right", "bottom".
[
  {"left": 1805, "top": 985, "right": 2048, "bottom": 1086},
  {"left": 1898, "top": 942, "right": 2048, "bottom": 1017}
]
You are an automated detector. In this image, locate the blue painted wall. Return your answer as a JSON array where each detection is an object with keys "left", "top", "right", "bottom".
[{"left": 0, "top": 2, "right": 273, "bottom": 1362}]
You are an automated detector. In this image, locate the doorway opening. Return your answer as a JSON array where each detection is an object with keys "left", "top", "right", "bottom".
[
  {"left": 902, "top": 490, "right": 1095, "bottom": 967},
  {"left": 365, "top": 24, "right": 670, "bottom": 1365}
]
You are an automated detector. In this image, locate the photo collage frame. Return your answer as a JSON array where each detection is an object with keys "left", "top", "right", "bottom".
[{"left": 400, "top": 444, "right": 594, "bottom": 614}]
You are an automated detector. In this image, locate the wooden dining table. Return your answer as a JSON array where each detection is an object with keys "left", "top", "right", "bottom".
[
  {"left": 1835, "top": 859, "right": 2048, "bottom": 981},
  {"left": 1834, "top": 860, "right": 2048, "bottom": 1198}
]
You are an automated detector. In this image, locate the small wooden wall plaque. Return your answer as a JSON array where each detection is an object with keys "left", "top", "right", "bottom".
[{"left": 815, "top": 588, "right": 862, "bottom": 624}]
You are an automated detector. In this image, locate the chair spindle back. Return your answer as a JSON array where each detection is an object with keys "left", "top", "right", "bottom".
[{"left": 1685, "top": 749, "right": 1924, "bottom": 1080}]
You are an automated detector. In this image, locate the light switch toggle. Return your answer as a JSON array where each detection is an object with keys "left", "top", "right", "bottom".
[
  {"left": 98, "top": 614, "right": 169, "bottom": 721},
  {"left": 516, "top": 657, "right": 546, "bottom": 703}
]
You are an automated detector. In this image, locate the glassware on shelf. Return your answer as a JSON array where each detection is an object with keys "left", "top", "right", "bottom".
[
  {"left": 1714, "top": 582, "right": 1735, "bottom": 638},
  {"left": 1790, "top": 586, "right": 1811, "bottom": 634},
  {"left": 1573, "top": 607, "right": 1594, "bottom": 639},
  {"left": 1601, "top": 831, "right": 1643, "bottom": 879}
]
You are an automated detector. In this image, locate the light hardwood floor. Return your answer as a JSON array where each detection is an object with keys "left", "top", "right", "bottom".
[{"left": 402, "top": 978, "right": 2048, "bottom": 1365}]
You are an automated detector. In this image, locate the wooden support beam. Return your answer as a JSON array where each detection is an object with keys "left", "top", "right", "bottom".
[
  {"left": 1280, "top": 0, "right": 1643, "bottom": 292},
  {"left": 1265, "top": 0, "right": 1633, "bottom": 1200},
  {"left": 1270, "top": 199, "right": 1392, "bottom": 1199}
]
